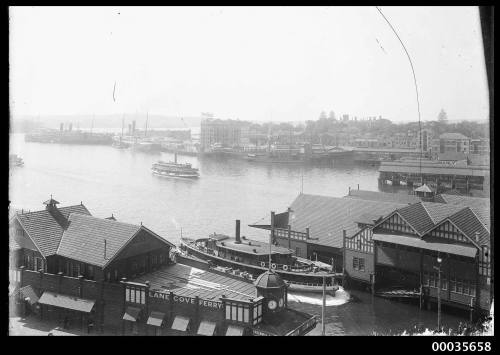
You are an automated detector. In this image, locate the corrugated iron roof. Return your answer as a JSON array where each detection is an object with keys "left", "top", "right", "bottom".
[
  {"left": 16, "top": 205, "right": 91, "bottom": 257},
  {"left": 288, "top": 194, "right": 406, "bottom": 249},
  {"left": 379, "top": 163, "right": 489, "bottom": 177},
  {"left": 345, "top": 189, "right": 421, "bottom": 204},
  {"left": 56, "top": 213, "right": 142, "bottom": 268}
]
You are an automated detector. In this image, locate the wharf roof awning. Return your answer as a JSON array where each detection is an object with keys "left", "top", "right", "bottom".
[
  {"left": 19, "top": 285, "right": 39, "bottom": 305},
  {"left": 171, "top": 315, "right": 190, "bottom": 332},
  {"left": 226, "top": 324, "right": 245, "bottom": 336},
  {"left": 372, "top": 234, "right": 478, "bottom": 258},
  {"left": 197, "top": 320, "right": 217, "bottom": 336},
  {"left": 123, "top": 306, "right": 142, "bottom": 322},
  {"left": 146, "top": 311, "right": 165, "bottom": 327},
  {"left": 38, "top": 291, "right": 95, "bottom": 313}
]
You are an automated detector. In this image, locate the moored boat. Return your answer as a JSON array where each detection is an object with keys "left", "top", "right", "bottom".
[{"left": 179, "top": 220, "right": 341, "bottom": 292}]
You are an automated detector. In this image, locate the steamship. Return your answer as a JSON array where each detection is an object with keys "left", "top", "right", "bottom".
[
  {"left": 151, "top": 153, "right": 199, "bottom": 179},
  {"left": 180, "top": 221, "right": 340, "bottom": 293}
]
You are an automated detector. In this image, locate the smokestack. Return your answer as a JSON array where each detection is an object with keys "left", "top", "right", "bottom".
[
  {"left": 235, "top": 220, "right": 241, "bottom": 243},
  {"left": 132, "top": 120, "right": 136, "bottom": 135}
]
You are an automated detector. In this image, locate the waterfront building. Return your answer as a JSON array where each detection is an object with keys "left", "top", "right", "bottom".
[
  {"left": 250, "top": 194, "right": 406, "bottom": 272},
  {"left": 371, "top": 201, "right": 491, "bottom": 314},
  {"left": 9, "top": 197, "right": 316, "bottom": 335},
  {"left": 200, "top": 118, "right": 251, "bottom": 152},
  {"left": 378, "top": 160, "right": 490, "bottom": 196},
  {"left": 430, "top": 132, "right": 471, "bottom": 157}
]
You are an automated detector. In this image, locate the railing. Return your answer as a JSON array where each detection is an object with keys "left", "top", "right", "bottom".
[{"left": 190, "top": 245, "right": 315, "bottom": 272}]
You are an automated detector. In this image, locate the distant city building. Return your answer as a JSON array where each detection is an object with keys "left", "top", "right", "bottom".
[
  {"left": 417, "top": 128, "right": 434, "bottom": 152},
  {"left": 469, "top": 138, "right": 490, "bottom": 155},
  {"left": 200, "top": 119, "right": 250, "bottom": 152},
  {"left": 431, "top": 132, "right": 470, "bottom": 156}
]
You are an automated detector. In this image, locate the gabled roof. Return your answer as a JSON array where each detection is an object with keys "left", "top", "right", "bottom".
[
  {"left": 394, "top": 202, "right": 465, "bottom": 236},
  {"left": 16, "top": 204, "right": 91, "bottom": 257},
  {"left": 345, "top": 189, "right": 421, "bottom": 204},
  {"left": 57, "top": 213, "right": 142, "bottom": 267},
  {"left": 57, "top": 213, "right": 174, "bottom": 268},
  {"left": 434, "top": 194, "right": 490, "bottom": 230},
  {"left": 414, "top": 184, "right": 433, "bottom": 193},
  {"left": 445, "top": 207, "right": 490, "bottom": 246},
  {"left": 286, "top": 194, "right": 406, "bottom": 249},
  {"left": 378, "top": 201, "right": 489, "bottom": 246}
]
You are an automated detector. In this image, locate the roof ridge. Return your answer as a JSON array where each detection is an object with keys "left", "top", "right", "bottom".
[{"left": 462, "top": 206, "right": 491, "bottom": 234}]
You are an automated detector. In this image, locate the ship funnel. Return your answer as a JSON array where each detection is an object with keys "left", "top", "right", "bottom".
[{"left": 235, "top": 220, "right": 241, "bottom": 244}]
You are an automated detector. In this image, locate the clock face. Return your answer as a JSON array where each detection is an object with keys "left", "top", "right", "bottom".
[
  {"left": 278, "top": 298, "right": 284, "bottom": 308},
  {"left": 268, "top": 299, "right": 278, "bottom": 310}
]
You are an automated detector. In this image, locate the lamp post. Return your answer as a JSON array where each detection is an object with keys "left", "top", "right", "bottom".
[{"left": 433, "top": 256, "right": 443, "bottom": 331}]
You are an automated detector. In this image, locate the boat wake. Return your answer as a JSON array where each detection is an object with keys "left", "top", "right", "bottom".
[{"left": 288, "top": 286, "right": 351, "bottom": 306}]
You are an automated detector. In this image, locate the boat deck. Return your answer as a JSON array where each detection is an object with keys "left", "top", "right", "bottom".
[{"left": 131, "top": 263, "right": 256, "bottom": 301}]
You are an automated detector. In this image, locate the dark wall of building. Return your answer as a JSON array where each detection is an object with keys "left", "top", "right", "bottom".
[
  {"left": 275, "top": 236, "right": 308, "bottom": 259},
  {"left": 307, "top": 244, "right": 343, "bottom": 271},
  {"left": 344, "top": 249, "right": 374, "bottom": 283}
]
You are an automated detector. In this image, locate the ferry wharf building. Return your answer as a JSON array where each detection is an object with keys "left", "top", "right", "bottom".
[
  {"left": 9, "top": 198, "right": 316, "bottom": 336},
  {"left": 251, "top": 191, "right": 492, "bottom": 315}
]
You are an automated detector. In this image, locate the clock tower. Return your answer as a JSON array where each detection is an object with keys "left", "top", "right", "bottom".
[{"left": 254, "top": 271, "right": 287, "bottom": 322}]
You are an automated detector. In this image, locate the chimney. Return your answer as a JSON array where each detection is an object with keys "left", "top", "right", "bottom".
[
  {"left": 348, "top": 186, "right": 351, "bottom": 195},
  {"left": 44, "top": 196, "right": 68, "bottom": 229},
  {"left": 104, "top": 239, "right": 107, "bottom": 260},
  {"left": 357, "top": 184, "right": 360, "bottom": 190},
  {"left": 235, "top": 220, "right": 241, "bottom": 244},
  {"left": 475, "top": 232, "right": 479, "bottom": 242},
  {"left": 306, "top": 227, "right": 310, "bottom": 240}
]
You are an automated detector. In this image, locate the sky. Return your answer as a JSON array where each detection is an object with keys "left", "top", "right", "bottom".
[{"left": 9, "top": 6, "right": 490, "bottom": 123}]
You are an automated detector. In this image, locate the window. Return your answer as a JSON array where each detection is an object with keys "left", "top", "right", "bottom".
[
  {"left": 295, "top": 247, "right": 301, "bottom": 256},
  {"left": 352, "top": 257, "right": 359, "bottom": 271},
  {"left": 125, "top": 286, "right": 146, "bottom": 305},
  {"left": 88, "top": 265, "right": 95, "bottom": 280},
  {"left": 358, "top": 258, "right": 365, "bottom": 272}
]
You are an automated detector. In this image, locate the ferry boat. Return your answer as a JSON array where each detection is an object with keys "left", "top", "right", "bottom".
[
  {"left": 151, "top": 153, "right": 200, "bottom": 179},
  {"left": 179, "top": 223, "right": 340, "bottom": 293}
]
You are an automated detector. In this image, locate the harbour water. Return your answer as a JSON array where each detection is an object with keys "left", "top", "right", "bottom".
[{"left": 9, "top": 133, "right": 467, "bottom": 335}]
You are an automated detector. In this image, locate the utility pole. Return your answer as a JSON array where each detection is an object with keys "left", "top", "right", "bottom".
[
  {"left": 322, "top": 275, "right": 326, "bottom": 336},
  {"left": 270, "top": 211, "right": 275, "bottom": 272},
  {"left": 433, "top": 255, "right": 443, "bottom": 331}
]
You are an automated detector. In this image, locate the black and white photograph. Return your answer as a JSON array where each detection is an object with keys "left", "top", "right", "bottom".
[{"left": 8, "top": 6, "right": 493, "bottom": 337}]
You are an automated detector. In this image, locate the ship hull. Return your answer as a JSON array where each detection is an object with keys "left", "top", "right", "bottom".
[{"left": 180, "top": 240, "right": 340, "bottom": 286}]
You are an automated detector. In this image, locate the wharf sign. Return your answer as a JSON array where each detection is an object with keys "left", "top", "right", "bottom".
[{"left": 149, "top": 290, "right": 223, "bottom": 310}]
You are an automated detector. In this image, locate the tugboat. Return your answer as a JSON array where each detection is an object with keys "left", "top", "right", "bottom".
[
  {"left": 151, "top": 153, "right": 200, "bottom": 179},
  {"left": 180, "top": 220, "right": 340, "bottom": 293},
  {"left": 9, "top": 154, "right": 24, "bottom": 167}
]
